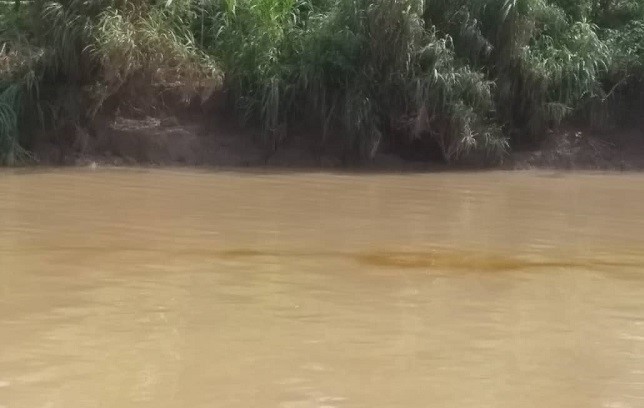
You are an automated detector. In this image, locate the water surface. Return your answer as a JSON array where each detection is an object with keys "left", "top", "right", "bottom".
[{"left": 0, "top": 169, "right": 642, "bottom": 408}]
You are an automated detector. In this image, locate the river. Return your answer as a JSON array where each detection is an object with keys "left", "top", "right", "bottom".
[{"left": 0, "top": 169, "right": 642, "bottom": 408}]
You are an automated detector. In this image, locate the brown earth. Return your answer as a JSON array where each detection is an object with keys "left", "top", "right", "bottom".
[
  {"left": 508, "top": 127, "right": 644, "bottom": 171},
  {"left": 29, "top": 114, "right": 644, "bottom": 171}
]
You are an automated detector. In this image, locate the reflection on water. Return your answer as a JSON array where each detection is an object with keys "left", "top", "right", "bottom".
[{"left": 0, "top": 169, "right": 642, "bottom": 408}]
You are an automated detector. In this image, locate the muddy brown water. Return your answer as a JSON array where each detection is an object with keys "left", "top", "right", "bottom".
[{"left": 0, "top": 169, "right": 643, "bottom": 408}]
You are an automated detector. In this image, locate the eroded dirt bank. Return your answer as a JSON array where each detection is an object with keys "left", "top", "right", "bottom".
[{"left": 28, "top": 114, "right": 644, "bottom": 171}]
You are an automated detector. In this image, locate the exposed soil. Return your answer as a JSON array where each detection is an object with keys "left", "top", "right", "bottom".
[
  {"left": 28, "top": 114, "right": 644, "bottom": 171},
  {"left": 31, "top": 114, "right": 261, "bottom": 168},
  {"left": 508, "top": 127, "right": 644, "bottom": 171}
]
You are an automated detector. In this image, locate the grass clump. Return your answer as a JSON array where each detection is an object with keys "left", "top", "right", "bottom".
[
  {"left": 0, "top": 2, "right": 39, "bottom": 164},
  {"left": 204, "top": 0, "right": 507, "bottom": 161},
  {"left": 0, "top": 0, "right": 220, "bottom": 164}
]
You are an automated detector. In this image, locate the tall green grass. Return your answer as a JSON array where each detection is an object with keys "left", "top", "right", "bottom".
[
  {"left": 204, "top": 0, "right": 507, "bottom": 160},
  {"left": 425, "top": 0, "right": 614, "bottom": 140},
  {"left": 0, "top": 2, "right": 37, "bottom": 164},
  {"left": 0, "top": 0, "right": 643, "bottom": 164}
]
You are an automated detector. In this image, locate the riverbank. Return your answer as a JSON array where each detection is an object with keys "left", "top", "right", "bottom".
[
  {"left": 25, "top": 113, "right": 644, "bottom": 172},
  {"left": 3, "top": 1, "right": 643, "bottom": 169}
]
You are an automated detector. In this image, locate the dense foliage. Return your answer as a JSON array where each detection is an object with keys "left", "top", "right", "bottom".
[{"left": 1, "top": 0, "right": 643, "bottom": 164}]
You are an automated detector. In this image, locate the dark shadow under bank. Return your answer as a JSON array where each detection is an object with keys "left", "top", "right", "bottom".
[{"left": 19, "top": 113, "right": 644, "bottom": 173}]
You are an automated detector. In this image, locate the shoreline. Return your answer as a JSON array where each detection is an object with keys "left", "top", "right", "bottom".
[{"left": 18, "top": 114, "right": 644, "bottom": 173}]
